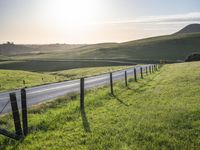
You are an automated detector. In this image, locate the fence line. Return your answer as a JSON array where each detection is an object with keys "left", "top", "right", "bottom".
[{"left": 0, "top": 64, "right": 160, "bottom": 140}]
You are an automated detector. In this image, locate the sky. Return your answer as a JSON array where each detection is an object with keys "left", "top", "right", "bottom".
[{"left": 0, "top": 0, "right": 200, "bottom": 44}]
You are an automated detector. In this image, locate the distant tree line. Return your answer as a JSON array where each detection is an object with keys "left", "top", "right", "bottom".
[{"left": 3, "top": 41, "right": 15, "bottom": 45}]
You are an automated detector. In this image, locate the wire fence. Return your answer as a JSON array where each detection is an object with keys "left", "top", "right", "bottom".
[{"left": 0, "top": 64, "right": 160, "bottom": 140}]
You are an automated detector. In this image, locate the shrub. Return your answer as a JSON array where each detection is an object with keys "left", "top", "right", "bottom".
[{"left": 185, "top": 53, "right": 200, "bottom": 62}]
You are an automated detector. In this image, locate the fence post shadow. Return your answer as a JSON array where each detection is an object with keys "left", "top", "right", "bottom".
[
  {"left": 80, "top": 109, "right": 91, "bottom": 133},
  {"left": 112, "top": 95, "right": 129, "bottom": 107}
]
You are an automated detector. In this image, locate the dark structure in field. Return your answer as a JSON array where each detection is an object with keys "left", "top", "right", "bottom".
[{"left": 185, "top": 53, "right": 200, "bottom": 62}]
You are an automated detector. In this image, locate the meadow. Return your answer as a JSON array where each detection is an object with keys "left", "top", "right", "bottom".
[
  {"left": 0, "top": 66, "right": 132, "bottom": 92},
  {"left": 0, "top": 61, "right": 200, "bottom": 149}
]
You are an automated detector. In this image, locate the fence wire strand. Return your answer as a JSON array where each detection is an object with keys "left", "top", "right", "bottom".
[{"left": 0, "top": 100, "right": 10, "bottom": 115}]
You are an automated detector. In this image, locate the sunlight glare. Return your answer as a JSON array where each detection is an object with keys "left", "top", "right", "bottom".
[{"left": 43, "top": 0, "right": 99, "bottom": 28}]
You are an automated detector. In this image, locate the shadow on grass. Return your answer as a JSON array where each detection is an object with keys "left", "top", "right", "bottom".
[
  {"left": 0, "top": 134, "right": 25, "bottom": 150},
  {"left": 81, "top": 109, "right": 91, "bottom": 133},
  {"left": 126, "top": 75, "right": 159, "bottom": 92},
  {"left": 109, "top": 93, "right": 130, "bottom": 107}
]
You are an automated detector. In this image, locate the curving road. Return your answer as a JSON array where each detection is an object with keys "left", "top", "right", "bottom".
[{"left": 0, "top": 65, "right": 154, "bottom": 114}]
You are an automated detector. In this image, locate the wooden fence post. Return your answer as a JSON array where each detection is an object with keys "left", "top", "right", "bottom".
[
  {"left": 125, "top": 71, "right": 128, "bottom": 87},
  {"left": 110, "top": 73, "right": 114, "bottom": 95},
  {"left": 140, "top": 67, "right": 143, "bottom": 79},
  {"left": 134, "top": 68, "right": 137, "bottom": 82},
  {"left": 21, "top": 88, "right": 28, "bottom": 136},
  {"left": 80, "top": 78, "right": 85, "bottom": 110},
  {"left": 152, "top": 65, "right": 154, "bottom": 73},
  {"left": 146, "top": 66, "right": 148, "bottom": 75},
  {"left": 151, "top": 65, "right": 154, "bottom": 73},
  {"left": 9, "top": 93, "right": 23, "bottom": 139},
  {"left": 149, "top": 66, "right": 151, "bottom": 74}
]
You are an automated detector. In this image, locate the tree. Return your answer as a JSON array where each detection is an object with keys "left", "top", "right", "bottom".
[{"left": 185, "top": 53, "right": 200, "bottom": 62}]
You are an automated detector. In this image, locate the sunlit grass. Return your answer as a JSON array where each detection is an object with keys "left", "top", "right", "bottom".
[
  {"left": 0, "top": 62, "right": 200, "bottom": 149},
  {"left": 0, "top": 66, "right": 132, "bottom": 92},
  {"left": 49, "top": 66, "right": 132, "bottom": 80}
]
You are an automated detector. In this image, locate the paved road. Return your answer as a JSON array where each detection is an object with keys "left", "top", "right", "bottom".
[{"left": 0, "top": 65, "right": 153, "bottom": 114}]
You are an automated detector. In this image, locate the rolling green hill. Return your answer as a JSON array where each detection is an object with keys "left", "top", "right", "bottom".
[
  {"left": 0, "top": 24, "right": 200, "bottom": 71},
  {"left": 78, "top": 33, "right": 200, "bottom": 61},
  {"left": 1, "top": 62, "right": 200, "bottom": 149},
  {"left": 8, "top": 32, "right": 200, "bottom": 62},
  {"left": 4, "top": 33, "right": 200, "bottom": 63},
  {"left": 1, "top": 32, "right": 199, "bottom": 71}
]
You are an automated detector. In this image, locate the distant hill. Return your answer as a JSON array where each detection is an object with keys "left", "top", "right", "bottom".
[
  {"left": 0, "top": 43, "right": 35, "bottom": 55},
  {"left": 0, "top": 43, "right": 86, "bottom": 56},
  {"left": 0, "top": 43, "right": 117, "bottom": 56},
  {"left": 0, "top": 24, "right": 200, "bottom": 62},
  {"left": 175, "top": 24, "right": 200, "bottom": 34}
]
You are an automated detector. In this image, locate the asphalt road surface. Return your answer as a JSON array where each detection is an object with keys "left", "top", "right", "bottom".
[{"left": 0, "top": 64, "right": 154, "bottom": 114}]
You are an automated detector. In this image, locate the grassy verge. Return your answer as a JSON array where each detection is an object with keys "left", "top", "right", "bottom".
[
  {"left": 49, "top": 66, "right": 132, "bottom": 80},
  {"left": 0, "top": 70, "right": 58, "bottom": 92},
  {"left": 0, "top": 66, "right": 132, "bottom": 92},
  {"left": 0, "top": 62, "right": 200, "bottom": 149}
]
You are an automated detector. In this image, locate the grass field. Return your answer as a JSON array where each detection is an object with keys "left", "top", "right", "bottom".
[
  {"left": 49, "top": 66, "right": 132, "bottom": 80},
  {"left": 0, "top": 66, "right": 132, "bottom": 92},
  {"left": 0, "top": 70, "right": 58, "bottom": 92},
  {"left": 0, "top": 61, "right": 200, "bottom": 149}
]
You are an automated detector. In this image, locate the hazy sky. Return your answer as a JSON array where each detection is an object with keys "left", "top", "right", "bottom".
[{"left": 0, "top": 0, "right": 200, "bottom": 44}]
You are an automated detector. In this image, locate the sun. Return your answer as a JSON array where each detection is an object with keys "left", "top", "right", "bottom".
[{"left": 43, "top": 0, "right": 98, "bottom": 27}]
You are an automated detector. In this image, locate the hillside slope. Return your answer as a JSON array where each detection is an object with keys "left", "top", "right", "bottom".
[
  {"left": 8, "top": 33, "right": 200, "bottom": 62},
  {"left": 1, "top": 25, "right": 200, "bottom": 61},
  {"left": 78, "top": 33, "right": 200, "bottom": 61},
  {"left": 1, "top": 61, "right": 200, "bottom": 149}
]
